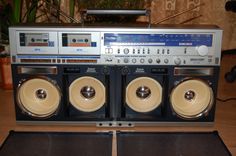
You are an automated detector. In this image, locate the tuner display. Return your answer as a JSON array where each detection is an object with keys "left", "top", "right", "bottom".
[{"left": 104, "top": 33, "right": 213, "bottom": 46}]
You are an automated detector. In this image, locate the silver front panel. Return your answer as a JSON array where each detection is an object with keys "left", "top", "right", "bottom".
[{"left": 9, "top": 25, "right": 222, "bottom": 66}]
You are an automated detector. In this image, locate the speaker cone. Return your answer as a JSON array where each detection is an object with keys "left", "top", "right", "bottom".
[
  {"left": 170, "top": 79, "right": 214, "bottom": 119},
  {"left": 16, "top": 78, "right": 61, "bottom": 118},
  {"left": 126, "top": 77, "right": 162, "bottom": 113},
  {"left": 69, "top": 76, "right": 106, "bottom": 112}
]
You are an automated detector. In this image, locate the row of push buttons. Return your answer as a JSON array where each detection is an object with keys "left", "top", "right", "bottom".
[
  {"left": 157, "top": 49, "right": 170, "bottom": 55},
  {"left": 121, "top": 48, "right": 151, "bottom": 55},
  {"left": 123, "top": 58, "right": 170, "bottom": 64},
  {"left": 105, "top": 48, "right": 171, "bottom": 55}
]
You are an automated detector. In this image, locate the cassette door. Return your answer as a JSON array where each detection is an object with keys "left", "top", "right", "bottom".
[
  {"left": 64, "top": 65, "right": 111, "bottom": 121},
  {"left": 12, "top": 65, "right": 64, "bottom": 121},
  {"left": 119, "top": 66, "right": 167, "bottom": 121}
]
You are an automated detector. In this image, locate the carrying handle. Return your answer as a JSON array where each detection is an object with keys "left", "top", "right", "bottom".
[{"left": 81, "top": 9, "right": 151, "bottom": 27}]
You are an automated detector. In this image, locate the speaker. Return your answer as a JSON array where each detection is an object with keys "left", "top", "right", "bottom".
[
  {"left": 167, "top": 66, "right": 220, "bottom": 122},
  {"left": 12, "top": 65, "right": 65, "bottom": 120},
  {"left": 170, "top": 79, "right": 214, "bottom": 119},
  {"left": 118, "top": 66, "right": 167, "bottom": 121},
  {"left": 64, "top": 65, "right": 112, "bottom": 121}
]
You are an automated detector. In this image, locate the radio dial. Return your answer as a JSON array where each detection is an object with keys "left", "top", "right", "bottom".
[
  {"left": 123, "top": 48, "right": 129, "bottom": 54},
  {"left": 196, "top": 45, "right": 209, "bottom": 56}
]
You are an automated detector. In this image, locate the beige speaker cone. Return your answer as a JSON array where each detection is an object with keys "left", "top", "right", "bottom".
[
  {"left": 17, "top": 78, "right": 61, "bottom": 118},
  {"left": 126, "top": 77, "right": 162, "bottom": 113},
  {"left": 69, "top": 76, "right": 106, "bottom": 112},
  {"left": 170, "top": 79, "right": 214, "bottom": 119}
]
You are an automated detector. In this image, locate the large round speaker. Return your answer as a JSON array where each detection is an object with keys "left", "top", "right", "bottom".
[
  {"left": 170, "top": 79, "right": 214, "bottom": 119},
  {"left": 16, "top": 77, "right": 61, "bottom": 118},
  {"left": 69, "top": 76, "right": 106, "bottom": 112},
  {"left": 126, "top": 77, "right": 162, "bottom": 113}
]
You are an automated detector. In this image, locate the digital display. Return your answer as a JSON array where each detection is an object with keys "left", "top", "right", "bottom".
[{"left": 104, "top": 33, "right": 213, "bottom": 46}]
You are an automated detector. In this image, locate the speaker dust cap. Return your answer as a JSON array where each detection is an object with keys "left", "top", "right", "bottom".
[
  {"left": 126, "top": 77, "right": 162, "bottom": 113},
  {"left": 170, "top": 79, "right": 214, "bottom": 119},
  {"left": 17, "top": 78, "right": 61, "bottom": 118},
  {"left": 69, "top": 76, "right": 106, "bottom": 112}
]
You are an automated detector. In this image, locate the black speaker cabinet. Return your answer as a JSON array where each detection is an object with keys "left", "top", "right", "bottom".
[
  {"left": 12, "top": 64, "right": 65, "bottom": 121},
  {"left": 63, "top": 65, "right": 112, "bottom": 121}
]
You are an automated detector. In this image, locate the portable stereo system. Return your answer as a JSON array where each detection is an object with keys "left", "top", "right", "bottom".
[{"left": 9, "top": 24, "right": 222, "bottom": 126}]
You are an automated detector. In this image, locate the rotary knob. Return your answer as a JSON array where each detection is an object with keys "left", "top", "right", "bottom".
[
  {"left": 156, "top": 58, "right": 161, "bottom": 64},
  {"left": 132, "top": 58, "right": 137, "bottom": 63},
  {"left": 196, "top": 45, "right": 209, "bottom": 56},
  {"left": 124, "top": 58, "right": 129, "bottom": 63},
  {"left": 174, "top": 58, "right": 181, "bottom": 65},
  {"left": 164, "top": 59, "right": 169, "bottom": 64},
  {"left": 140, "top": 58, "right": 145, "bottom": 63},
  {"left": 123, "top": 48, "right": 129, "bottom": 54},
  {"left": 148, "top": 58, "right": 153, "bottom": 64}
]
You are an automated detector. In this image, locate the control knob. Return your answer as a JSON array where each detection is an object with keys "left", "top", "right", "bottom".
[
  {"left": 148, "top": 58, "right": 153, "bottom": 64},
  {"left": 156, "top": 58, "right": 161, "bottom": 64},
  {"left": 196, "top": 45, "right": 209, "bottom": 56},
  {"left": 132, "top": 58, "right": 137, "bottom": 63},
  {"left": 164, "top": 59, "right": 169, "bottom": 64},
  {"left": 140, "top": 58, "right": 145, "bottom": 63},
  {"left": 124, "top": 58, "right": 129, "bottom": 63},
  {"left": 123, "top": 48, "right": 129, "bottom": 54},
  {"left": 174, "top": 58, "right": 181, "bottom": 65}
]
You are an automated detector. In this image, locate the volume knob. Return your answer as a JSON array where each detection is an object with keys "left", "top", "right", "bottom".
[{"left": 196, "top": 45, "right": 209, "bottom": 56}]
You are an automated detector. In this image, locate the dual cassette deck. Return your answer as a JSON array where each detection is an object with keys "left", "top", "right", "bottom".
[{"left": 9, "top": 24, "right": 223, "bottom": 126}]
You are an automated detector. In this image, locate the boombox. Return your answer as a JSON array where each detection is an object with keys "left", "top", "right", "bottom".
[{"left": 9, "top": 24, "right": 222, "bottom": 126}]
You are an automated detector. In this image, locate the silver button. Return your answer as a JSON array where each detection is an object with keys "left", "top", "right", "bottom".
[
  {"left": 164, "top": 59, "right": 169, "bottom": 64},
  {"left": 132, "top": 58, "right": 137, "bottom": 63},
  {"left": 148, "top": 59, "right": 153, "bottom": 63},
  {"left": 124, "top": 58, "right": 129, "bottom": 63},
  {"left": 140, "top": 58, "right": 145, "bottom": 63}
]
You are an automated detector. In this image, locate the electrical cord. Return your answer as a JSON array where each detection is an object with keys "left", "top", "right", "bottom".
[
  {"left": 216, "top": 97, "right": 236, "bottom": 102},
  {"left": 221, "top": 49, "right": 236, "bottom": 58}
]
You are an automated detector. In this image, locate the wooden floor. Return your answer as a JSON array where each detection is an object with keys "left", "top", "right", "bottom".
[{"left": 0, "top": 55, "right": 236, "bottom": 155}]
